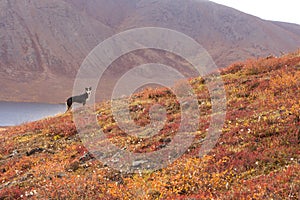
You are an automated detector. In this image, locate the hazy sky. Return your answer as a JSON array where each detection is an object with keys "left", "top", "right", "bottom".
[{"left": 210, "top": 0, "right": 300, "bottom": 25}]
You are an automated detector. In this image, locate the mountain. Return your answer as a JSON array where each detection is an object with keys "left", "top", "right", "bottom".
[
  {"left": 0, "top": 51, "right": 299, "bottom": 199},
  {"left": 271, "top": 21, "right": 300, "bottom": 36},
  {"left": 0, "top": 0, "right": 300, "bottom": 103}
]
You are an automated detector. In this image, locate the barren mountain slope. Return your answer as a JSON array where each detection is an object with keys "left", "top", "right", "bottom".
[{"left": 0, "top": 0, "right": 300, "bottom": 102}]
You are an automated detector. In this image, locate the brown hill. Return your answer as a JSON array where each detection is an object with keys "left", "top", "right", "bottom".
[{"left": 0, "top": 0, "right": 300, "bottom": 102}]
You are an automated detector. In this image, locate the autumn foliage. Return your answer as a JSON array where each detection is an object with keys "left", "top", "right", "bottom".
[{"left": 0, "top": 50, "right": 299, "bottom": 199}]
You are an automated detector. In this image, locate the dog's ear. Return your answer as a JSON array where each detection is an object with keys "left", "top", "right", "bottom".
[
  {"left": 85, "top": 88, "right": 88, "bottom": 91},
  {"left": 89, "top": 87, "right": 92, "bottom": 90}
]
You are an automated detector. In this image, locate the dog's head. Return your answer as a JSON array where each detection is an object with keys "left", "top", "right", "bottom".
[{"left": 85, "top": 87, "right": 92, "bottom": 96}]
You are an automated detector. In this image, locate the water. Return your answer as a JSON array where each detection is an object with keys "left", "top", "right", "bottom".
[{"left": 0, "top": 101, "right": 66, "bottom": 127}]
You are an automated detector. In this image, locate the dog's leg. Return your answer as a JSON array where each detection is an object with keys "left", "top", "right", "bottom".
[
  {"left": 67, "top": 104, "right": 72, "bottom": 112},
  {"left": 65, "top": 104, "right": 71, "bottom": 113}
]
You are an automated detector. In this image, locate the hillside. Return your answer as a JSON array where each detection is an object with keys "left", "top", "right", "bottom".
[
  {"left": 1, "top": 0, "right": 300, "bottom": 102},
  {"left": 0, "top": 51, "right": 299, "bottom": 199}
]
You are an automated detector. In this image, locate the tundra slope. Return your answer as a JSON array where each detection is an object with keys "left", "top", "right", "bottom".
[{"left": 0, "top": 51, "right": 299, "bottom": 199}]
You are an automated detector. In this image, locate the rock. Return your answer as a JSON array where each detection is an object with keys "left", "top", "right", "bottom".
[
  {"left": 26, "top": 148, "right": 44, "bottom": 156},
  {"left": 56, "top": 172, "right": 67, "bottom": 178},
  {"left": 66, "top": 161, "right": 80, "bottom": 172},
  {"left": 79, "top": 152, "right": 94, "bottom": 163},
  {"left": 132, "top": 160, "right": 148, "bottom": 167},
  {"left": 8, "top": 150, "right": 19, "bottom": 158},
  {"left": 156, "top": 144, "right": 167, "bottom": 149},
  {"left": 159, "top": 138, "right": 171, "bottom": 143}
]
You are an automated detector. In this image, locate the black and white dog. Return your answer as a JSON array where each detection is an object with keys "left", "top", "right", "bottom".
[{"left": 66, "top": 87, "right": 92, "bottom": 112}]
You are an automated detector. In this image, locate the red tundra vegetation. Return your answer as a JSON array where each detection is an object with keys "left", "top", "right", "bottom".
[{"left": 0, "top": 50, "right": 299, "bottom": 199}]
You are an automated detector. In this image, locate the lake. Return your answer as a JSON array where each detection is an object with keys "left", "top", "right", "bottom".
[{"left": 0, "top": 101, "right": 66, "bottom": 127}]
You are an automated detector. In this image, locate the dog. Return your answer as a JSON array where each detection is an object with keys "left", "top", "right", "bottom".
[{"left": 66, "top": 87, "right": 92, "bottom": 112}]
